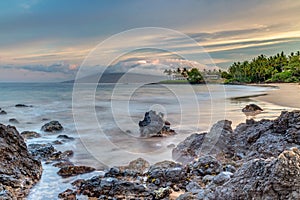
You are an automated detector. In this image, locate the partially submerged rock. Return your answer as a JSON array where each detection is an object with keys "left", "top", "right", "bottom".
[
  {"left": 57, "top": 166, "right": 95, "bottom": 178},
  {"left": 21, "top": 131, "right": 41, "bottom": 139},
  {"left": 41, "top": 120, "right": 63, "bottom": 132},
  {"left": 9, "top": 118, "right": 19, "bottom": 124},
  {"left": 0, "top": 124, "right": 42, "bottom": 198},
  {"left": 242, "top": 103, "right": 263, "bottom": 116},
  {"left": 15, "top": 104, "right": 31, "bottom": 107},
  {"left": 0, "top": 110, "right": 7, "bottom": 115},
  {"left": 139, "top": 110, "right": 175, "bottom": 137}
]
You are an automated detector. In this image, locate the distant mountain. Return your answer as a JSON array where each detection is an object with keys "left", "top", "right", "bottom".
[{"left": 63, "top": 72, "right": 166, "bottom": 84}]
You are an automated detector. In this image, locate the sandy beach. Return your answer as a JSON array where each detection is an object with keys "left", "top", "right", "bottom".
[{"left": 252, "top": 83, "right": 300, "bottom": 109}]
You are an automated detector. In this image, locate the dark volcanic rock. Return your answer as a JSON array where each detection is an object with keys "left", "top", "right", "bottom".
[
  {"left": 172, "top": 133, "right": 207, "bottom": 163},
  {"left": 0, "top": 124, "right": 42, "bottom": 198},
  {"left": 214, "top": 147, "right": 300, "bottom": 199},
  {"left": 15, "top": 104, "right": 31, "bottom": 107},
  {"left": 57, "top": 166, "right": 96, "bottom": 177},
  {"left": 0, "top": 110, "right": 7, "bottom": 115},
  {"left": 139, "top": 110, "right": 176, "bottom": 137},
  {"left": 173, "top": 111, "right": 300, "bottom": 163},
  {"left": 9, "top": 118, "right": 19, "bottom": 124},
  {"left": 58, "top": 189, "right": 76, "bottom": 200},
  {"left": 119, "top": 157, "right": 150, "bottom": 174},
  {"left": 28, "top": 143, "right": 56, "bottom": 160},
  {"left": 188, "top": 155, "right": 223, "bottom": 176},
  {"left": 242, "top": 104, "right": 263, "bottom": 116},
  {"left": 41, "top": 120, "right": 63, "bottom": 132},
  {"left": 57, "top": 134, "right": 75, "bottom": 140},
  {"left": 21, "top": 131, "right": 41, "bottom": 139}
]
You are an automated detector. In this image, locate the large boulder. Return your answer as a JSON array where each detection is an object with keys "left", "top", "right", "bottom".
[
  {"left": 0, "top": 124, "right": 42, "bottom": 198},
  {"left": 139, "top": 110, "right": 175, "bottom": 137},
  {"left": 41, "top": 120, "right": 63, "bottom": 132},
  {"left": 214, "top": 147, "right": 300, "bottom": 199},
  {"left": 172, "top": 120, "right": 234, "bottom": 164}
]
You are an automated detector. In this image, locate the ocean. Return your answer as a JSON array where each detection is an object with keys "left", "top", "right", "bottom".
[{"left": 0, "top": 82, "right": 288, "bottom": 199}]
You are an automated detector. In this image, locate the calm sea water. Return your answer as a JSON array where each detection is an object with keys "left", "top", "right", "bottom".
[{"left": 0, "top": 83, "right": 289, "bottom": 199}]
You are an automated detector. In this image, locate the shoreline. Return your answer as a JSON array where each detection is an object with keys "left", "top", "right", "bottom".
[{"left": 248, "top": 83, "right": 300, "bottom": 109}]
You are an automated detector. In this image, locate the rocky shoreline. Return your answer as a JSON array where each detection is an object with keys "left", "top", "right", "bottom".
[{"left": 1, "top": 110, "right": 300, "bottom": 199}]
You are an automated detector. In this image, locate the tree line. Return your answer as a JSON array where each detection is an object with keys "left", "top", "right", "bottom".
[
  {"left": 163, "top": 67, "right": 222, "bottom": 84},
  {"left": 222, "top": 51, "right": 300, "bottom": 83}
]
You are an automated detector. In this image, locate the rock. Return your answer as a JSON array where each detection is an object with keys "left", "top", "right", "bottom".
[
  {"left": 76, "top": 176, "right": 151, "bottom": 199},
  {"left": 174, "top": 111, "right": 300, "bottom": 163},
  {"left": 139, "top": 110, "right": 175, "bottom": 137},
  {"left": 120, "top": 157, "right": 150, "bottom": 174},
  {"left": 167, "top": 143, "right": 176, "bottom": 149},
  {"left": 0, "top": 124, "right": 42, "bottom": 198},
  {"left": 57, "top": 166, "right": 96, "bottom": 177},
  {"left": 188, "top": 155, "right": 223, "bottom": 176},
  {"left": 224, "top": 164, "right": 236, "bottom": 173},
  {"left": 214, "top": 147, "right": 300, "bottom": 199},
  {"left": 9, "top": 118, "right": 19, "bottom": 124},
  {"left": 58, "top": 189, "right": 76, "bottom": 200},
  {"left": 41, "top": 120, "right": 63, "bottom": 132},
  {"left": 173, "top": 120, "right": 234, "bottom": 163},
  {"left": 147, "top": 161, "right": 186, "bottom": 189},
  {"left": 172, "top": 133, "right": 206, "bottom": 163},
  {"left": 176, "top": 192, "right": 197, "bottom": 200},
  {"left": 28, "top": 143, "right": 56, "bottom": 160},
  {"left": 186, "top": 182, "right": 203, "bottom": 194},
  {"left": 21, "top": 131, "right": 41, "bottom": 139},
  {"left": 0, "top": 110, "right": 7, "bottom": 115},
  {"left": 53, "top": 161, "right": 74, "bottom": 168},
  {"left": 212, "top": 171, "right": 232, "bottom": 185},
  {"left": 57, "top": 134, "right": 74, "bottom": 140},
  {"left": 242, "top": 104, "right": 263, "bottom": 116},
  {"left": 15, "top": 104, "right": 31, "bottom": 107},
  {"left": 153, "top": 187, "right": 171, "bottom": 199}
]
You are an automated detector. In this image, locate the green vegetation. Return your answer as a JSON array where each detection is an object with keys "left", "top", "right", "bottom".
[
  {"left": 163, "top": 67, "right": 222, "bottom": 84},
  {"left": 187, "top": 68, "right": 204, "bottom": 84},
  {"left": 222, "top": 51, "right": 300, "bottom": 83}
]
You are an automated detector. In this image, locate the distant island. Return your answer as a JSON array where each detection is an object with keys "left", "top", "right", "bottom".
[{"left": 221, "top": 51, "right": 300, "bottom": 84}]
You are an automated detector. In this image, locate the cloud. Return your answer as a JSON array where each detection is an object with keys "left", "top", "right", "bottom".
[{"left": 0, "top": 62, "right": 78, "bottom": 75}]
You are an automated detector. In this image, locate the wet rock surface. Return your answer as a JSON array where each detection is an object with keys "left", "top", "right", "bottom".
[
  {"left": 0, "top": 110, "right": 7, "bottom": 115},
  {"left": 57, "top": 166, "right": 96, "bottom": 178},
  {"left": 21, "top": 131, "right": 41, "bottom": 139},
  {"left": 8, "top": 118, "right": 19, "bottom": 124},
  {"left": 0, "top": 124, "right": 42, "bottom": 198},
  {"left": 41, "top": 120, "right": 63, "bottom": 132},
  {"left": 139, "top": 110, "right": 176, "bottom": 137},
  {"left": 15, "top": 104, "right": 32, "bottom": 107}
]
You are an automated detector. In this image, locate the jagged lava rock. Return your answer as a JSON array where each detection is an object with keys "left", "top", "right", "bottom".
[
  {"left": 173, "top": 111, "right": 300, "bottom": 163},
  {"left": 172, "top": 120, "right": 233, "bottom": 164},
  {"left": 214, "top": 147, "right": 300, "bottom": 199},
  {"left": 0, "top": 124, "right": 42, "bottom": 198},
  {"left": 139, "top": 110, "right": 175, "bottom": 137},
  {"left": 41, "top": 120, "right": 63, "bottom": 132}
]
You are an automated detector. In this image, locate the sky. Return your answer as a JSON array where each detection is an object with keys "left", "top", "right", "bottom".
[{"left": 0, "top": 0, "right": 300, "bottom": 82}]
